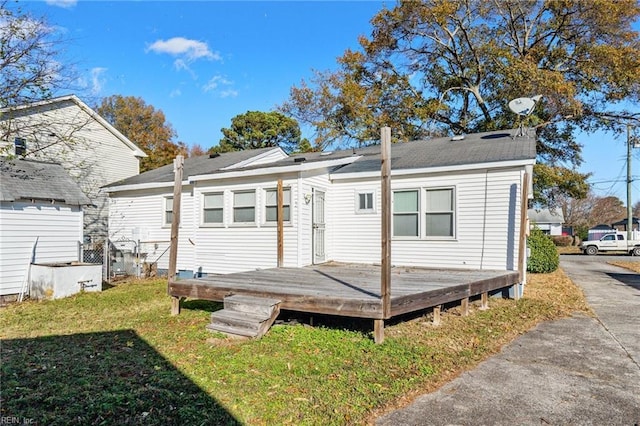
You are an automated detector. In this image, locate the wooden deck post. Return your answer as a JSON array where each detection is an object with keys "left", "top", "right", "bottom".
[
  {"left": 480, "top": 292, "right": 489, "bottom": 310},
  {"left": 374, "top": 319, "right": 385, "bottom": 344},
  {"left": 433, "top": 305, "right": 441, "bottom": 326},
  {"left": 169, "top": 155, "right": 184, "bottom": 315},
  {"left": 461, "top": 297, "right": 469, "bottom": 316},
  {"left": 516, "top": 172, "right": 530, "bottom": 300},
  {"left": 379, "top": 127, "right": 392, "bottom": 344},
  {"left": 277, "top": 179, "right": 284, "bottom": 268}
]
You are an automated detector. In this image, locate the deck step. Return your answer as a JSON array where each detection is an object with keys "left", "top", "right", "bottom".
[
  {"left": 207, "top": 295, "right": 281, "bottom": 339},
  {"left": 224, "top": 294, "right": 281, "bottom": 317}
]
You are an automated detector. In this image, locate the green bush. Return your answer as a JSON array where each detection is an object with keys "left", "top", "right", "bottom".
[{"left": 527, "top": 228, "right": 559, "bottom": 273}]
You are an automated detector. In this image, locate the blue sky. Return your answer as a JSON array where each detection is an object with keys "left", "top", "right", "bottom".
[{"left": 16, "top": 1, "right": 640, "bottom": 203}]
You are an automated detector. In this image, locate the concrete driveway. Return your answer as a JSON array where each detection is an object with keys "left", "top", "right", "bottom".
[{"left": 377, "top": 254, "right": 640, "bottom": 426}]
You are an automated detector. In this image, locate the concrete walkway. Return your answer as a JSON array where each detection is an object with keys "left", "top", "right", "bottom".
[{"left": 377, "top": 255, "right": 640, "bottom": 426}]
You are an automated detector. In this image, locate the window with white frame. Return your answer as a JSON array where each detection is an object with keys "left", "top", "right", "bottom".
[
  {"left": 265, "top": 188, "right": 291, "bottom": 222},
  {"left": 203, "top": 193, "right": 224, "bottom": 224},
  {"left": 233, "top": 191, "right": 256, "bottom": 223},
  {"left": 393, "top": 190, "right": 419, "bottom": 237},
  {"left": 357, "top": 191, "right": 374, "bottom": 213},
  {"left": 425, "top": 188, "right": 455, "bottom": 237},
  {"left": 164, "top": 196, "right": 173, "bottom": 225}
]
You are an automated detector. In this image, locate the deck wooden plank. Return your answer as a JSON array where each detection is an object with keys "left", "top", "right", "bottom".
[{"left": 170, "top": 263, "right": 520, "bottom": 321}]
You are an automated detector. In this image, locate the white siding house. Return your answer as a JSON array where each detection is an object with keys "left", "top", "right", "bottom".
[
  {"left": 528, "top": 208, "right": 564, "bottom": 236},
  {"left": 106, "top": 130, "right": 536, "bottom": 277},
  {"left": 0, "top": 95, "right": 146, "bottom": 239},
  {"left": 0, "top": 159, "right": 91, "bottom": 299}
]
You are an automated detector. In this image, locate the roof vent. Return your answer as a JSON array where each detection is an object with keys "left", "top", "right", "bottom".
[
  {"left": 294, "top": 157, "right": 306, "bottom": 163},
  {"left": 451, "top": 135, "right": 465, "bottom": 141},
  {"left": 14, "top": 137, "right": 26, "bottom": 156},
  {"left": 209, "top": 152, "right": 221, "bottom": 158}
]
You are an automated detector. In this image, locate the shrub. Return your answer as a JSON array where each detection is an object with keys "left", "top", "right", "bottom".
[
  {"left": 527, "top": 228, "right": 559, "bottom": 273},
  {"left": 551, "top": 235, "right": 572, "bottom": 247}
]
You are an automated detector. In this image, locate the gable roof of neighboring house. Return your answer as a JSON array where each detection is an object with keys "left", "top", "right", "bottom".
[
  {"left": 105, "top": 129, "right": 537, "bottom": 192},
  {"left": 0, "top": 94, "right": 147, "bottom": 158},
  {"left": 0, "top": 158, "right": 91, "bottom": 205},
  {"left": 528, "top": 208, "right": 564, "bottom": 224}
]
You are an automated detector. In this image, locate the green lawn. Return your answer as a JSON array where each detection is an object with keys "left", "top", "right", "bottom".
[{"left": 1, "top": 270, "right": 590, "bottom": 425}]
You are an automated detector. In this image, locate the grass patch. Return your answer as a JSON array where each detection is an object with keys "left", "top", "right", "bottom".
[
  {"left": 1, "top": 272, "right": 590, "bottom": 425},
  {"left": 608, "top": 260, "right": 640, "bottom": 273}
]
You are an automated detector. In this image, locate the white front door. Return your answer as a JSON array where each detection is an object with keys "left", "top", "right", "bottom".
[{"left": 312, "top": 189, "right": 326, "bottom": 264}]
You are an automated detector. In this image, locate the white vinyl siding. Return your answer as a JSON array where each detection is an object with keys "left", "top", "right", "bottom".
[
  {"left": 265, "top": 188, "right": 291, "bottom": 223},
  {"left": 202, "top": 193, "right": 223, "bottom": 224},
  {"left": 0, "top": 98, "right": 141, "bottom": 238},
  {"left": 0, "top": 202, "right": 83, "bottom": 296},
  {"left": 330, "top": 168, "right": 525, "bottom": 271},
  {"left": 233, "top": 191, "right": 256, "bottom": 223}
]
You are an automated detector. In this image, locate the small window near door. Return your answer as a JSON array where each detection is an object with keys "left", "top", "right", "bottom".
[
  {"left": 164, "top": 197, "right": 173, "bottom": 225},
  {"left": 265, "top": 188, "right": 291, "bottom": 222},
  {"left": 356, "top": 191, "right": 375, "bottom": 213}
]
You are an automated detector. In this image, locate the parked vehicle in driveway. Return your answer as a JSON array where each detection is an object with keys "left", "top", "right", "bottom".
[{"left": 580, "top": 232, "right": 640, "bottom": 256}]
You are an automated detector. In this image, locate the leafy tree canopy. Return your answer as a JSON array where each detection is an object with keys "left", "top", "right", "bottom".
[
  {"left": 95, "top": 95, "right": 186, "bottom": 172},
  {"left": 279, "top": 0, "right": 640, "bottom": 205},
  {"left": 0, "top": 2, "right": 70, "bottom": 108},
  {"left": 213, "top": 110, "right": 311, "bottom": 154}
]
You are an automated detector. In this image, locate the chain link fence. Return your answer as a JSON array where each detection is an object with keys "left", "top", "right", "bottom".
[{"left": 81, "top": 238, "right": 171, "bottom": 283}]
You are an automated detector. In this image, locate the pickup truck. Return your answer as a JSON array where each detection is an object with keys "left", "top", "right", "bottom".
[{"left": 580, "top": 232, "right": 640, "bottom": 256}]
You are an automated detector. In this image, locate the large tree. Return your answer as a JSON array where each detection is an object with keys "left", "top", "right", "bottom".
[
  {"left": 95, "top": 95, "right": 186, "bottom": 172},
  {"left": 214, "top": 110, "right": 310, "bottom": 154},
  {"left": 0, "top": 2, "right": 70, "bottom": 109},
  {"left": 280, "top": 0, "right": 640, "bottom": 205}
]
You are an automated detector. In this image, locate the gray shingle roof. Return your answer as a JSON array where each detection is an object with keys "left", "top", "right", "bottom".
[
  {"left": 332, "top": 130, "right": 536, "bottom": 174},
  {"left": 104, "top": 147, "right": 278, "bottom": 187},
  {"left": 528, "top": 208, "right": 564, "bottom": 224},
  {"left": 106, "top": 129, "right": 536, "bottom": 187},
  {"left": 0, "top": 159, "right": 91, "bottom": 205}
]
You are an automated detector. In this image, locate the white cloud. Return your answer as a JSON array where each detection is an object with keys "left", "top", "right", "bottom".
[
  {"left": 220, "top": 89, "right": 238, "bottom": 99},
  {"left": 203, "top": 75, "right": 238, "bottom": 98},
  {"left": 45, "top": 0, "right": 77, "bottom": 9},
  {"left": 169, "top": 89, "right": 182, "bottom": 98},
  {"left": 147, "top": 37, "right": 220, "bottom": 62},
  {"left": 90, "top": 67, "right": 107, "bottom": 94}
]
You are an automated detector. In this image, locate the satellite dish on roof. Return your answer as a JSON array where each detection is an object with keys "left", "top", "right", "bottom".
[
  {"left": 508, "top": 97, "right": 539, "bottom": 116},
  {"left": 508, "top": 95, "right": 542, "bottom": 137}
]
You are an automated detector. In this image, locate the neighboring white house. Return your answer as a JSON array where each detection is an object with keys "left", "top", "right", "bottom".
[
  {"left": 105, "top": 129, "right": 536, "bottom": 277},
  {"left": 0, "top": 158, "right": 91, "bottom": 300},
  {"left": 0, "top": 95, "right": 146, "bottom": 240},
  {"left": 528, "top": 208, "right": 564, "bottom": 236}
]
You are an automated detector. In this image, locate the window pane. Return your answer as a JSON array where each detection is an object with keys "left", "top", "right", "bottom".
[
  {"left": 266, "top": 206, "right": 290, "bottom": 222},
  {"left": 165, "top": 197, "right": 173, "bottom": 212},
  {"left": 426, "top": 189, "right": 452, "bottom": 211},
  {"left": 204, "top": 209, "right": 223, "bottom": 223},
  {"left": 359, "top": 193, "right": 367, "bottom": 210},
  {"left": 165, "top": 211, "right": 173, "bottom": 224},
  {"left": 204, "top": 193, "right": 223, "bottom": 208},
  {"left": 234, "top": 207, "right": 255, "bottom": 222},
  {"left": 366, "top": 193, "right": 373, "bottom": 209},
  {"left": 234, "top": 191, "right": 255, "bottom": 206},
  {"left": 426, "top": 213, "right": 453, "bottom": 237},
  {"left": 393, "top": 214, "right": 418, "bottom": 236},
  {"left": 266, "top": 190, "right": 277, "bottom": 206},
  {"left": 394, "top": 191, "right": 418, "bottom": 212},
  {"left": 266, "top": 188, "right": 290, "bottom": 206}
]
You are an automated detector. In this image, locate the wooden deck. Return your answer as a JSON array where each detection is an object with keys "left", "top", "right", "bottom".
[{"left": 169, "top": 263, "right": 520, "bottom": 320}]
